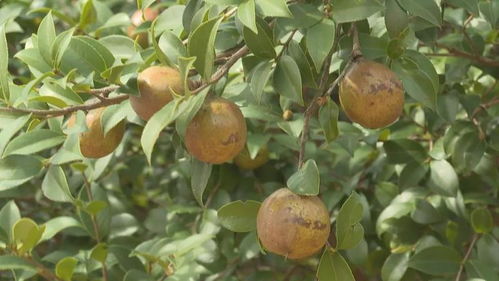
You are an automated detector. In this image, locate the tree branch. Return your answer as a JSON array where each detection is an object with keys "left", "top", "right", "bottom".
[
  {"left": 455, "top": 234, "right": 479, "bottom": 281},
  {"left": 0, "top": 94, "right": 129, "bottom": 118},
  {"left": 432, "top": 43, "right": 499, "bottom": 67},
  {"left": 192, "top": 46, "right": 250, "bottom": 95}
]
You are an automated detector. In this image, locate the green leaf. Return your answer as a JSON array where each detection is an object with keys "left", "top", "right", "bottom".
[
  {"left": 0, "top": 24, "right": 9, "bottom": 102},
  {"left": 273, "top": 55, "right": 303, "bottom": 105},
  {"left": 255, "top": 0, "right": 292, "bottom": 17},
  {"left": 0, "top": 256, "right": 36, "bottom": 271},
  {"left": 13, "top": 218, "right": 45, "bottom": 254},
  {"left": 79, "top": 0, "right": 97, "bottom": 31},
  {"left": 41, "top": 216, "right": 83, "bottom": 241},
  {"left": 428, "top": 159, "right": 458, "bottom": 197},
  {"left": 332, "top": 0, "right": 383, "bottom": 23},
  {"left": 99, "top": 35, "right": 137, "bottom": 60},
  {"left": 392, "top": 58, "right": 436, "bottom": 110},
  {"left": 175, "top": 87, "right": 209, "bottom": 137},
  {"left": 317, "top": 250, "right": 355, "bottom": 281},
  {"left": 85, "top": 200, "right": 108, "bottom": 215},
  {"left": 0, "top": 155, "right": 43, "bottom": 191},
  {"left": 56, "top": 257, "right": 78, "bottom": 281},
  {"left": 179, "top": 56, "right": 197, "bottom": 97},
  {"left": 101, "top": 102, "right": 129, "bottom": 136},
  {"left": 250, "top": 61, "right": 272, "bottom": 103},
  {"left": 336, "top": 192, "right": 364, "bottom": 250},
  {"left": 37, "top": 11, "right": 56, "bottom": 65},
  {"left": 158, "top": 31, "right": 187, "bottom": 67},
  {"left": 451, "top": 132, "right": 486, "bottom": 173},
  {"left": 3, "top": 129, "right": 65, "bottom": 157},
  {"left": 403, "top": 51, "right": 439, "bottom": 97},
  {"left": 408, "top": 246, "right": 460, "bottom": 275},
  {"left": 411, "top": 199, "right": 442, "bottom": 224},
  {"left": 238, "top": 0, "right": 257, "bottom": 34},
  {"left": 287, "top": 41, "right": 317, "bottom": 88},
  {"left": 191, "top": 158, "right": 212, "bottom": 207},
  {"left": 278, "top": 3, "right": 322, "bottom": 29},
  {"left": 141, "top": 100, "right": 182, "bottom": 164},
  {"left": 319, "top": 98, "right": 339, "bottom": 142},
  {"left": 60, "top": 36, "right": 115, "bottom": 76},
  {"left": 0, "top": 114, "right": 31, "bottom": 156},
  {"left": 41, "top": 166, "right": 74, "bottom": 203},
  {"left": 479, "top": 2, "right": 499, "bottom": 27},
  {"left": 287, "top": 159, "right": 320, "bottom": 196},
  {"left": 384, "top": 139, "right": 427, "bottom": 164},
  {"left": 110, "top": 213, "right": 139, "bottom": 238},
  {"left": 243, "top": 17, "right": 276, "bottom": 59},
  {"left": 471, "top": 208, "right": 493, "bottom": 234},
  {"left": 398, "top": 0, "right": 442, "bottom": 26},
  {"left": 375, "top": 182, "right": 399, "bottom": 207},
  {"left": 187, "top": 16, "right": 223, "bottom": 80},
  {"left": 91, "top": 242, "right": 108, "bottom": 263},
  {"left": 381, "top": 252, "right": 410, "bottom": 281},
  {"left": 0, "top": 201, "right": 20, "bottom": 243},
  {"left": 447, "top": 0, "right": 479, "bottom": 15},
  {"left": 217, "top": 200, "right": 261, "bottom": 232},
  {"left": 52, "top": 28, "right": 75, "bottom": 69},
  {"left": 306, "top": 19, "right": 335, "bottom": 71},
  {"left": 385, "top": 0, "right": 409, "bottom": 38}
]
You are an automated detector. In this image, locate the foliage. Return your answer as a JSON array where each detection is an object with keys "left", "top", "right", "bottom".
[{"left": 0, "top": 0, "right": 498, "bottom": 280}]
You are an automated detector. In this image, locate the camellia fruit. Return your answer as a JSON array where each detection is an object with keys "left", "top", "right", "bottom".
[
  {"left": 234, "top": 146, "right": 269, "bottom": 170},
  {"left": 130, "top": 66, "right": 184, "bottom": 121},
  {"left": 126, "top": 8, "right": 159, "bottom": 48},
  {"left": 185, "top": 97, "right": 247, "bottom": 164},
  {"left": 68, "top": 107, "right": 125, "bottom": 159},
  {"left": 339, "top": 58, "right": 404, "bottom": 129},
  {"left": 256, "top": 188, "right": 331, "bottom": 259}
]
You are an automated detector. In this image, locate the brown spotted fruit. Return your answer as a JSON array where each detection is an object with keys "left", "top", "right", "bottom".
[
  {"left": 234, "top": 146, "right": 269, "bottom": 170},
  {"left": 126, "top": 8, "right": 159, "bottom": 48},
  {"left": 185, "top": 97, "right": 247, "bottom": 164},
  {"left": 130, "top": 66, "right": 184, "bottom": 121},
  {"left": 256, "top": 188, "right": 331, "bottom": 259},
  {"left": 339, "top": 58, "right": 404, "bottom": 129},
  {"left": 68, "top": 107, "right": 125, "bottom": 158}
]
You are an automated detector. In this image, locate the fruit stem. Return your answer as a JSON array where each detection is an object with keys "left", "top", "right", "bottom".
[{"left": 351, "top": 24, "right": 363, "bottom": 60}]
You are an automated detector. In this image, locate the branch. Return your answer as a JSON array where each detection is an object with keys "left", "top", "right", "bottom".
[
  {"left": 191, "top": 46, "right": 250, "bottom": 95},
  {"left": 297, "top": 25, "right": 344, "bottom": 167},
  {"left": 276, "top": 29, "right": 298, "bottom": 61},
  {"left": 433, "top": 43, "right": 499, "bottom": 67},
  {"left": 0, "top": 94, "right": 129, "bottom": 118},
  {"left": 455, "top": 234, "right": 479, "bottom": 281}
]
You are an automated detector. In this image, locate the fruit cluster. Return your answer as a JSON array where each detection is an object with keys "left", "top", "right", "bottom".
[{"left": 69, "top": 7, "right": 405, "bottom": 261}]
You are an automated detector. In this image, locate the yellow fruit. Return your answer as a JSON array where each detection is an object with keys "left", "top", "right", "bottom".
[
  {"left": 339, "top": 59, "right": 404, "bottom": 129},
  {"left": 68, "top": 107, "right": 125, "bottom": 158},
  {"left": 130, "top": 66, "right": 184, "bottom": 121},
  {"left": 127, "top": 8, "right": 159, "bottom": 48},
  {"left": 234, "top": 146, "right": 269, "bottom": 170},
  {"left": 185, "top": 97, "right": 247, "bottom": 164},
  {"left": 256, "top": 188, "right": 331, "bottom": 259},
  {"left": 282, "top": 109, "right": 294, "bottom": 121}
]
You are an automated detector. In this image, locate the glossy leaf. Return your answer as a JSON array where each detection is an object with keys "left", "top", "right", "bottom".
[
  {"left": 217, "top": 200, "right": 261, "bottom": 232},
  {"left": 187, "top": 16, "right": 223, "bottom": 80},
  {"left": 0, "top": 155, "right": 43, "bottom": 191},
  {"left": 0, "top": 201, "right": 20, "bottom": 242},
  {"left": 428, "top": 160, "right": 458, "bottom": 197},
  {"left": 408, "top": 246, "right": 460, "bottom": 275},
  {"left": 385, "top": 0, "right": 409, "bottom": 38},
  {"left": 37, "top": 12, "right": 56, "bottom": 65},
  {"left": 273, "top": 55, "right": 303, "bottom": 105},
  {"left": 238, "top": 0, "right": 257, "bottom": 33},
  {"left": 0, "top": 24, "right": 9, "bottom": 102},
  {"left": 332, "top": 0, "right": 383, "bottom": 23},
  {"left": 0, "top": 256, "right": 36, "bottom": 271},
  {"left": 471, "top": 208, "right": 493, "bottom": 234},
  {"left": 398, "top": 0, "right": 442, "bottom": 26},
  {"left": 319, "top": 98, "right": 339, "bottom": 142},
  {"left": 384, "top": 139, "right": 427, "bottom": 164},
  {"left": 255, "top": 0, "right": 292, "bottom": 18},
  {"left": 13, "top": 218, "right": 45, "bottom": 254},
  {"left": 56, "top": 257, "right": 78, "bottom": 281},
  {"left": 381, "top": 252, "right": 410, "bottom": 281},
  {"left": 243, "top": 17, "right": 276, "bottom": 59},
  {"left": 317, "top": 250, "right": 355, "bottom": 281},
  {"left": 287, "top": 159, "right": 320, "bottom": 196},
  {"left": 0, "top": 114, "right": 31, "bottom": 156},
  {"left": 3, "top": 129, "right": 65, "bottom": 156},
  {"left": 191, "top": 159, "right": 212, "bottom": 207},
  {"left": 336, "top": 192, "right": 364, "bottom": 250},
  {"left": 306, "top": 19, "right": 335, "bottom": 71},
  {"left": 41, "top": 166, "right": 74, "bottom": 202},
  {"left": 250, "top": 61, "right": 272, "bottom": 103}
]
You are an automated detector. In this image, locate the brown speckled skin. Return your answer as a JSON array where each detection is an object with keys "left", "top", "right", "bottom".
[
  {"left": 68, "top": 107, "right": 125, "bottom": 158},
  {"left": 185, "top": 97, "right": 247, "bottom": 164},
  {"left": 339, "top": 59, "right": 404, "bottom": 129},
  {"left": 130, "top": 66, "right": 184, "bottom": 121},
  {"left": 256, "top": 188, "right": 331, "bottom": 259},
  {"left": 234, "top": 146, "right": 269, "bottom": 170}
]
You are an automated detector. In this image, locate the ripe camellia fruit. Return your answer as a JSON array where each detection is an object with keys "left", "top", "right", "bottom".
[
  {"left": 234, "top": 146, "right": 269, "bottom": 170},
  {"left": 126, "top": 8, "right": 159, "bottom": 48},
  {"left": 339, "top": 58, "right": 404, "bottom": 129},
  {"left": 257, "top": 188, "right": 331, "bottom": 259},
  {"left": 68, "top": 107, "right": 125, "bottom": 158},
  {"left": 185, "top": 97, "right": 247, "bottom": 164},
  {"left": 130, "top": 66, "right": 184, "bottom": 121}
]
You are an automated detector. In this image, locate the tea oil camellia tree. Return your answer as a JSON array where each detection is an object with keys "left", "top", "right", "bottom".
[{"left": 0, "top": 0, "right": 498, "bottom": 280}]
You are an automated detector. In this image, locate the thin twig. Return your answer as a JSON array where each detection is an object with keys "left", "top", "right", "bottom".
[
  {"left": 0, "top": 94, "right": 129, "bottom": 118},
  {"left": 276, "top": 29, "right": 298, "bottom": 61},
  {"left": 192, "top": 46, "right": 250, "bottom": 95},
  {"left": 434, "top": 43, "right": 499, "bottom": 67},
  {"left": 455, "top": 234, "right": 479, "bottom": 281}
]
